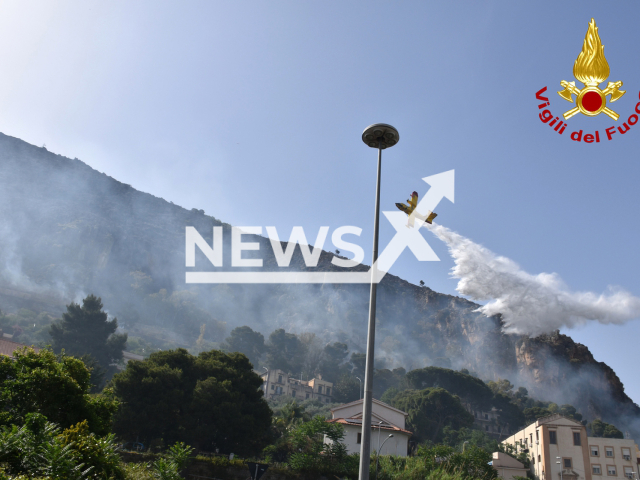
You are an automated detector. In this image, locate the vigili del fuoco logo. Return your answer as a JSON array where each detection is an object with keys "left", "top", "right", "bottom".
[{"left": 535, "top": 18, "right": 639, "bottom": 143}]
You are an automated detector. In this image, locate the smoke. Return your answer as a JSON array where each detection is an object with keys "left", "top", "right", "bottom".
[{"left": 428, "top": 224, "right": 640, "bottom": 335}]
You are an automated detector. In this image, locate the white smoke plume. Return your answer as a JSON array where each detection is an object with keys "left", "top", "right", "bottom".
[{"left": 428, "top": 224, "right": 640, "bottom": 336}]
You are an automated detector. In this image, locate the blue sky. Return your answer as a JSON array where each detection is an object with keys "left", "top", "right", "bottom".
[{"left": 1, "top": 1, "right": 639, "bottom": 404}]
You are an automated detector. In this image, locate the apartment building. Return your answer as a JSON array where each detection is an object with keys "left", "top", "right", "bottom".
[
  {"left": 467, "top": 405, "right": 511, "bottom": 440},
  {"left": 501, "top": 414, "right": 638, "bottom": 480},
  {"left": 259, "top": 368, "right": 333, "bottom": 403}
]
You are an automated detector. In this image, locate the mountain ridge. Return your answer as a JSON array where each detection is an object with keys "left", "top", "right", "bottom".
[{"left": 0, "top": 131, "right": 638, "bottom": 435}]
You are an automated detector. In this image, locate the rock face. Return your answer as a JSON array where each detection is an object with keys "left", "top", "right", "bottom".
[{"left": 0, "top": 132, "right": 638, "bottom": 436}]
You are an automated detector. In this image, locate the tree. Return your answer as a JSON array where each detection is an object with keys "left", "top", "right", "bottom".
[
  {"left": 392, "top": 388, "right": 474, "bottom": 443},
  {"left": 0, "top": 348, "right": 117, "bottom": 435},
  {"left": 406, "top": 367, "right": 494, "bottom": 411},
  {"left": 349, "top": 352, "right": 366, "bottom": 379},
  {"left": 588, "top": 419, "right": 623, "bottom": 439},
  {"left": 317, "top": 342, "right": 349, "bottom": 383},
  {"left": 265, "top": 329, "right": 307, "bottom": 374},
  {"left": 221, "top": 326, "right": 265, "bottom": 367},
  {"left": 50, "top": 295, "right": 127, "bottom": 371},
  {"left": 332, "top": 373, "right": 361, "bottom": 404},
  {"left": 112, "top": 348, "right": 272, "bottom": 455},
  {"left": 487, "top": 379, "right": 515, "bottom": 396},
  {"left": 287, "top": 416, "right": 357, "bottom": 477}
]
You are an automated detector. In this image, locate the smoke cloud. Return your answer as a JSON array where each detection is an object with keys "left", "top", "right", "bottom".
[{"left": 428, "top": 224, "right": 640, "bottom": 336}]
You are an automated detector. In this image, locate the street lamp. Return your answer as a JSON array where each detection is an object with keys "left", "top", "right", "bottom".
[
  {"left": 556, "top": 456, "right": 563, "bottom": 480},
  {"left": 358, "top": 123, "right": 400, "bottom": 480},
  {"left": 355, "top": 376, "right": 362, "bottom": 400},
  {"left": 376, "top": 434, "right": 394, "bottom": 480}
]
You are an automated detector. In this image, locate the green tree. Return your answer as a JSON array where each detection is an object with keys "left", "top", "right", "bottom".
[
  {"left": 287, "top": 416, "right": 357, "bottom": 477},
  {"left": 392, "top": 388, "right": 474, "bottom": 443},
  {"left": 221, "top": 326, "right": 266, "bottom": 368},
  {"left": 486, "top": 379, "right": 515, "bottom": 396},
  {"left": 50, "top": 295, "right": 127, "bottom": 371},
  {"left": 333, "top": 373, "right": 361, "bottom": 404},
  {"left": 0, "top": 348, "right": 117, "bottom": 435},
  {"left": 406, "top": 367, "right": 494, "bottom": 411},
  {"left": 588, "top": 419, "right": 623, "bottom": 438},
  {"left": 112, "top": 348, "right": 272, "bottom": 455},
  {"left": 265, "top": 329, "right": 307, "bottom": 374}
]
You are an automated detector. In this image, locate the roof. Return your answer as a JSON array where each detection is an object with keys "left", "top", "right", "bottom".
[
  {"left": 327, "top": 417, "right": 412, "bottom": 435},
  {"left": 330, "top": 397, "right": 408, "bottom": 417},
  {"left": 0, "top": 338, "right": 40, "bottom": 358},
  {"left": 536, "top": 414, "right": 583, "bottom": 427}
]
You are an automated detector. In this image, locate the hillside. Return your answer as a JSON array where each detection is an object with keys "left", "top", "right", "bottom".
[{"left": 0, "top": 132, "right": 638, "bottom": 436}]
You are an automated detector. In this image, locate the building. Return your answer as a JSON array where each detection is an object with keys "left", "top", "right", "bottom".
[
  {"left": 259, "top": 368, "right": 333, "bottom": 403},
  {"left": 0, "top": 338, "right": 40, "bottom": 358},
  {"left": 324, "top": 398, "right": 412, "bottom": 457},
  {"left": 466, "top": 404, "right": 511, "bottom": 440},
  {"left": 502, "top": 414, "right": 638, "bottom": 480},
  {"left": 491, "top": 452, "right": 528, "bottom": 480}
]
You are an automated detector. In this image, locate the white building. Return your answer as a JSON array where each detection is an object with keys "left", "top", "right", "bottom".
[
  {"left": 492, "top": 452, "right": 529, "bottom": 480},
  {"left": 501, "top": 414, "right": 638, "bottom": 480},
  {"left": 324, "top": 398, "right": 411, "bottom": 457}
]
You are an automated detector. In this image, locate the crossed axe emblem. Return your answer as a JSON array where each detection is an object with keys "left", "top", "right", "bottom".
[{"left": 558, "top": 80, "right": 625, "bottom": 120}]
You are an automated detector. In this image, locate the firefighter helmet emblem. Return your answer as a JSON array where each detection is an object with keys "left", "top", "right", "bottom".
[{"left": 557, "top": 19, "right": 625, "bottom": 121}]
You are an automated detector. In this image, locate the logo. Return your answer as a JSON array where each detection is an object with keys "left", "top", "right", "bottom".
[
  {"left": 184, "top": 171, "right": 455, "bottom": 284},
  {"left": 535, "top": 18, "right": 640, "bottom": 143},
  {"left": 557, "top": 18, "right": 625, "bottom": 120}
]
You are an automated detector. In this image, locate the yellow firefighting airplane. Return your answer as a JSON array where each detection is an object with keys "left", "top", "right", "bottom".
[{"left": 395, "top": 191, "right": 437, "bottom": 228}]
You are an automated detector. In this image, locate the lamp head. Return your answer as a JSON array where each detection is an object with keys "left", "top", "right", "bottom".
[{"left": 362, "top": 123, "right": 400, "bottom": 149}]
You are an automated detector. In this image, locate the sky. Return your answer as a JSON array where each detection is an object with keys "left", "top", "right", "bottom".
[{"left": 0, "top": 1, "right": 639, "bottom": 404}]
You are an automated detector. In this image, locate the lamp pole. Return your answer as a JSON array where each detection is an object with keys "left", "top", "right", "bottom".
[
  {"left": 356, "top": 376, "right": 362, "bottom": 400},
  {"left": 358, "top": 124, "right": 399, "bottom": 480},
  {"left": 376, "top": 434, "right": 394, "bottom": 480},
  {"left": 556, "top": 456, "right": 563, "bottom": 480}
]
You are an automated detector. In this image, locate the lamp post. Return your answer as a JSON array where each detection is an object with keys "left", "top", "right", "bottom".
[
  {"left": 356, "top": 376, "right": 362, "bottom": 400},
  {"left": 556, "top": 456, "right": 563, "bottom": 480},
  {"left": 262, "top": 367, "right": 269, "bottom": 399},
  {"left": 358, "top": 123, "right": 399, "bottom": 480},
  {"left": 376, "top": 434, "right": 394, "bottom": 480}
]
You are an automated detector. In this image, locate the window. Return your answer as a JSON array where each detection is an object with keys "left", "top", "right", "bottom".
[
  {"left": 605, "top": 447, "right": 614, "bottom": 458},
  {"left": 278, "top": 375, "right": 283, "bottom": 383},
  {"left": 326, "top": 387, "right": 331, "bottom": 396},
  {"left": 485, "top": 425, "right": 489, "bottom": 431},
  {"left": 591, "top": 446, "right": 600, "bottom": 456},
  {"left": 549, "top": 431, "right": 557, "bottom": 444},
  {"left": 292, "top": 390, "right": 296, "bottom": 397},
  {"left": 536, "top": 430, "right": 539, "bottom": 441},
  {"left": 270, "top": 385, "right": 274, "bottom": 390},
  {"left": 624, "top": 467, "right": 634, "bottom": 479},
  {"left": 357, "top": 433, "right": 362, "bottom": 444},
  {"left": 318, "top": 385, "right": 323, "bottom": 394},
  {"left": 305, "top": 393, "right": 309, "bottom": 399},
  {"left": 622, "top": 448, "right": 631, "bottom": 461},
  {"left": 326, "top": 398, "right": 330, "bottom": 403},
  {"left": 530, "top": 433, "right": 533, "bottom": 444},
  {"left": 275, "top": 386, "right": 283, "bottom": 394},
  {"left": 573, "top": 432, "right": 581, "bottom": 446},
  {"left": 607, "top": 465, "right": 616, "bottom": 476},
  {"left": 592, "top": 465, "right": 602, "bottom": 475},
  {"left": 532, "top": 457, "right": 535, "bottom": 465},
  {"left": 538, "top": 455, "right": 541, "bottom": 463},
  {"left": 485, "top": 414, "right": 489, "bottom": 420},
  {"left": 563, "top": 458, "right": 572, "bottom": 469},
  {"left": 475, "top": 412, "right": 478, "bottom": 418}
]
